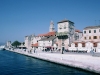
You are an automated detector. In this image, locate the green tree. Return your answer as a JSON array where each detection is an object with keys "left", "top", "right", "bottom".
[
  {"left": 12, "top": 41, "right": 21, "bottom": 48},
  {"left": 22, "top": 42, "right": 25, "bottom": 45}
]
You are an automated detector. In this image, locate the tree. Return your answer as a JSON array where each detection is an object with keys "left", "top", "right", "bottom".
[
  {"left": 12, "top": 41, "right": 21, "bottom": 48},
  {"left": 22, "top": 42, "right": 25, "bottom": 45}
]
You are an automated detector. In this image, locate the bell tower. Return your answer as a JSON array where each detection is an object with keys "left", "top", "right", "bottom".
[{"left": 49, "top": 20, "right": 55, "bottom": 32}]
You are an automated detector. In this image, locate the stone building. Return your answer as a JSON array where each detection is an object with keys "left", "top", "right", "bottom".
[
  {"left": 69, "top": 25, "right": 100, "bottom": 52},
  {"left": 83, "top": 25, "right": 100, "bottom": 42},
  {"left": 74, "top": 30, "right": 83, "bottom": 41},
  {"left": 57, "top": 19, "right": 75, "bottom": 50},
  {"left": 25, "top": 20, "right": 57, "bottom": 50},
  {"left": 24, "top": 19, "right": 100, "bottom": 53}
]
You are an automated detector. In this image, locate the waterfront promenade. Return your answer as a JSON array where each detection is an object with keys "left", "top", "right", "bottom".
[{"left": 6, "top": 49, "right": 100, "bottom": 74}]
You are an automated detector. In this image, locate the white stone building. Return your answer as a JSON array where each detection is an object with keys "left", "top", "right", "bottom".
[
  {"left": 25, "top": 20, "right": 57, "bottom": 50},
  {"left": 24, "top": 18, "right": 100, "bottom": 53},
  {"left": 38, "top": 36, "right": 57, "bottom": 51},
  {"left": 57, "top": 19, "right": 75, "bottom": 50},
  {"left": 83, "top": 26, "right": 100, "bottom": 42},
  {"left": 69, "top": 25, "right": 100, "bottom": 52},
  {"left": 24, "top": 19, "right": 81, "bottom": 52}
]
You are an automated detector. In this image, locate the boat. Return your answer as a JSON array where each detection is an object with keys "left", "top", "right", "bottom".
[{"left": 0, "top": 45, "right": 5, "bottom": 50}]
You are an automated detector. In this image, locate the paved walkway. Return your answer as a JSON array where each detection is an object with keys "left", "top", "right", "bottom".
[{"left": 7, "top": 49, "right": 100, "bottom": 74}]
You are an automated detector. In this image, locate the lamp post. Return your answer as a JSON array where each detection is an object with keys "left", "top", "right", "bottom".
[{"left": 61, "top": 41, "right": 65, "bottom": 54}]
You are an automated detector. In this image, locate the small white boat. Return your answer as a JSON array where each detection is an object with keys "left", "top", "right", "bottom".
[{"left": 0, "top": 45, "right": 5, "bottom": 50}]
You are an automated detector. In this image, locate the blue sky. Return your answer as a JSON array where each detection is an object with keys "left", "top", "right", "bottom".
[{"left": 0, "top": 0, "right": 100, "bottom": 43}]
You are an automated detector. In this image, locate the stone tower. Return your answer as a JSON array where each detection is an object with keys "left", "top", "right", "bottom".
[{"left": 49, "top": 20, "right": 55, "bottom": 32}]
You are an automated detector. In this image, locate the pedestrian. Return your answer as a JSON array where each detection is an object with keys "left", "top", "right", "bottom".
[
  {"left": 90, "top": 49, "right": 94, "bottom": 56},
  {"left": 34, "top": 49, "right": 35, "bottom": 53}
]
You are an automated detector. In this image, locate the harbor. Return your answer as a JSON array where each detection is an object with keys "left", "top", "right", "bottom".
[{"left": 1, "top": 0, "right": 100, "bottom": 75}]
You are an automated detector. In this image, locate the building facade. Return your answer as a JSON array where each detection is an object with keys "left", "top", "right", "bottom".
[
  {"left": 24, "top": 19, "right": 100, "bottom": 53},
  {"left": 69, "top": 25, "right": 100, "bottom": 52},
  {"left": 83, "top": 26, "right": 100, "bottom": 42},
  {"left": 57, "top": 19, "right": 75, "bottom": 50},
  {"left": 25, "top": 20, "right": 57, "bottom": 50}
]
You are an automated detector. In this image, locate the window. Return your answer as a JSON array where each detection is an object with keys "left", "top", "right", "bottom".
[
  {"left": 93, "top": 43, "right": 97, "bottom": 47},
  {"left": 82, "top": 43, "right": 85, "bottom": 47},
  {"left": 84, "top": 31, "right": 86, "bottom": 34},
  {"left": 84, "top": 37, "right": 86, "bottom": 40},
  {"left": 93, "top": 36, "right": 97, "bottom": 39},
  {"left": 94, "top": 30, "right": 96, "bottom": 33},
  {"left": 64, "top": 24, "right": 66, "bottom": 29},
  {"left": 89, "top": 30, "right": 91, "bottom": 33},
  {"left": 64, "top": 27, "right": 66, "bottom": 29},
  {"left": 59, "top": 25, "right": 62, "bottom": 29},
  {"left": 59, "top": 27, "right": 62, "bottom": 29},
  {"left": 89, "top": 36, "right": 91, "bottom": 39}
]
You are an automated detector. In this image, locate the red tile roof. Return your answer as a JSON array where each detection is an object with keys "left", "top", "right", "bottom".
[
  {"left": 45, "top": 32, "right": 56, "bottom": 36},
  {"left": 31, "top": 43, "right": 38, "bottom": 47},
  {"left": 75, "top": 29, "right": 81, "bottom": 33},
  {"left": 38, "top": 31, "right": 56, "bottom": 37}
]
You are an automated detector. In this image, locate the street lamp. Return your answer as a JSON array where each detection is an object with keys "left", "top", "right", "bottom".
[{"left": 62, "top": 42, "right": 65, "bottom": 54}]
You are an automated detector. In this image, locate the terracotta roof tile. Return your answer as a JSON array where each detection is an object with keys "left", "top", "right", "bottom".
[
  {"left": 44, "top": 32, "right": 56, "bottom": 36},
  {"left": 75, "top": 29, "right": 81, "bottom": 33},
  {"left": 31, "top": 43, "right": 38, "bottom": 47},
  {"left": 38, "top": 31, "right": 56, "bottom": 37}
]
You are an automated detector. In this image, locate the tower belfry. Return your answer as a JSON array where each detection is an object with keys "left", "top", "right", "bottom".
[{"left": 49, "top": 20, "right": 55, "bottom": 32}]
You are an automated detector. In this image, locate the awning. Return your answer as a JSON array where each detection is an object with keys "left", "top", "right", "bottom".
[
  {"left": 31, "top": 43, "right": 38, "bottom": 47},
  {"left": 45, "top": 46, "right": 53, "bottom": 49},
  {"left": 56, "top": 32, "right": 68, "bottom": 36}
]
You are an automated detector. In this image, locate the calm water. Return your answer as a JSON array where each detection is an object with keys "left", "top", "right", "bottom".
[{"left": 0, "top": 50, "right": 98, "bottom": 75}]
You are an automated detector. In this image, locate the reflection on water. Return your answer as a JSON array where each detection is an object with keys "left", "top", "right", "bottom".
[{"left": 0, "top": 50, "right": 98, "bottom": 75}]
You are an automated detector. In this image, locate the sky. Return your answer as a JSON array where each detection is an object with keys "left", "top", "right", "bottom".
[{"left": 0, "top": 0, "right": 100, "bottom": 43}]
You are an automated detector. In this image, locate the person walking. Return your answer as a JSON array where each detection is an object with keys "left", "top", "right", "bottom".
[{"left": 90, "top": 49, "right": 94, "bottom": 56}]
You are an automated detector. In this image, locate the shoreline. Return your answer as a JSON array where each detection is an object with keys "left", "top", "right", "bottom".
[{"left": 5, "top": 49, "right": 100, "bottom": 74}]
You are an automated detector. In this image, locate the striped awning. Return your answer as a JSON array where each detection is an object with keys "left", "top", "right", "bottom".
[{"left": 56, "top": 32, "right": 68, "bottom": 36}]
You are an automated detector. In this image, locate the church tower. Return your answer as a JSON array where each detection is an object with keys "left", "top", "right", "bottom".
[{"left": 49, "top": 20, "right": 55, "bottom": 32}]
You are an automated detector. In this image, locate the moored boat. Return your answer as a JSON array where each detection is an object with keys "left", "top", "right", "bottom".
[{"left": 0, "top": 45, "right": 5, "bottom": 50}]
